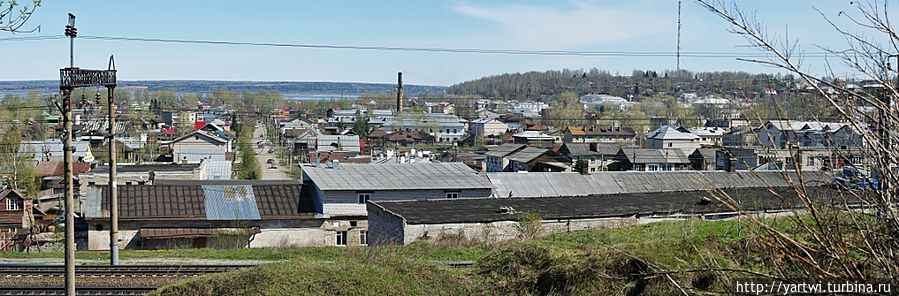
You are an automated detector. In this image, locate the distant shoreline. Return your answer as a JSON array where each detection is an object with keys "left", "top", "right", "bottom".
[{"left": 0, "top": 80, "right": 447, "bottom": 99}]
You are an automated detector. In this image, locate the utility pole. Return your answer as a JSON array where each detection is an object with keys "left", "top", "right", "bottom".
[
  {"left": 676, "top": 0, "right": 682, "bottom": 72},
  {"left": 62, "top": 13, "right": 77, "bottom": 296},
  {"left": 59, "top": 14, "right": 119, "bottom": 287},
  {"left": 107, "top": 56, "right": 119, "bottom": 265},
  {"left": 884, "top": 54, "right": 898, "bottom": 213}
]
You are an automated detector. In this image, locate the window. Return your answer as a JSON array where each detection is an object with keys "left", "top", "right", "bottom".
[
  {"left": 807, "top": 157, "right": 815, "bottom": 166},
  {"left": 647, "top": 164, "right": 659, "bottom": 171},
  {"left": 357, "top": 193, "right": 371, "bottom": 204},
  {"left": 336, "top": 231, "right": 347, "bottom": 246},
  {"left": 667, "top": 143, "right": 672, "bottom": 147},
  {"left": 446, "top": 192, "right": 459, "bottom": 199},
  {"left": 5, "top": 198, "right": 19, "bottom": 211},
  {"left": 350, "top": 221, "right": 358, "bottom": 227},
  {"left": 360, "top": 230, "right": 368, "bottom": 245}
]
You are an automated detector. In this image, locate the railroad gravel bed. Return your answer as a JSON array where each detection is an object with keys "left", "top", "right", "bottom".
[{"left": 0, "top": 276, "right": 188, "bottom": 287}]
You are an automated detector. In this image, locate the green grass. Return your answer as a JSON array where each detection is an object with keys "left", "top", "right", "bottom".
[
  {"left": 0, "top": 242, "right": 489, "bottom": 263},
  {"left": 144, "top": 219, "right": 776, "bottom": 296},
  {"left": 10, "top": 219, "right": 798, "bottom": 295},
  {"left": 153, "top": 255, "right": 485, "bottom": 296}
]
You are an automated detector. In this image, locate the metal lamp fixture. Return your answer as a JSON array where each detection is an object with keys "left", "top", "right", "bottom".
[{"left": 65, "top": 13, "right": 76, "bottom": 37}]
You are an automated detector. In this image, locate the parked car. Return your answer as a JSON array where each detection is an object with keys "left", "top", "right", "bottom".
[{"left": 833, "top": 166, "right": 879, "bottom": 190}]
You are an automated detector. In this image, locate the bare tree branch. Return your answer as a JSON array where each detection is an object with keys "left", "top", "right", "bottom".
[{"left": 0, "top": 0, "right": 41, "bottom": 33}]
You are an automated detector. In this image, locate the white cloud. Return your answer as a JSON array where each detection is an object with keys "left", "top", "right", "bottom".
[{"left": 450, "top": 0, "right": 672, "bottom": 49}]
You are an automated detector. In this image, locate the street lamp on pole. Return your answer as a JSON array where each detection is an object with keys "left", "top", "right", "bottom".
[
  {"left": 62, "top": 13, "right": 77, "bottom": 296},
  {"left": 65, "top": 14, "right": 76, "bottom": 68}
]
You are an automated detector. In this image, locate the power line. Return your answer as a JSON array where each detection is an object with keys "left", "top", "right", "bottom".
[{"left": 0, "top": 34, "right": 840, "bottom": 58}]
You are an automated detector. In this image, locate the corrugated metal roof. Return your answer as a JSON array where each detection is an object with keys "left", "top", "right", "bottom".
[
  {"left": 620, "top": 148, "right": 690, "bottom": 164},
  {"left": 488, "top": 172, "right": 624, "bottom": 198},
  {"left": 646, "top": 126, "right": 699, "bottom": 140},
  {"left": 85, "top": 182, "right": 314, "bottom": 220},
  {"left": 374, "top": 187, "right": 844, "bottom": 224},
  {"left": 487, "top": 171, "right": 828, "bottom": 198},
  {"left": 485, "top": 143, "right": 526, "bottom": 157},
  {"left": 507, "top": 147, "right": 549, "bottom": 163},
  {"left": 303, "top": 162, "right": 493, "bottom": 191},
  {"left": 204, "top": 160, "right": 233, "bottom": 180},
  {"left": 202, "top": 185, "right": 262, "bottom": 220},
  {"left": 316, "top": 135, "right": 361, "bottom": 153},
  {"left": 139, "top": 227, "right": 260, "bottom": 239},
  {"left": 20, "top": 139, "right": 92, "bottom": 161},
  {"left": 384, "top": 113, "right": 465, "bottom": 131}
]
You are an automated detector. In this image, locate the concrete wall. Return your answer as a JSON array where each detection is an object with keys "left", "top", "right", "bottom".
[
  {"left": 395, "top": 217, "right": 639, "bottom": 246},
  {"left": 371, "top": 212, "right": 790, "bottom": 246},
  {"left": 322, "top": 189, "right": 493, "bottom": 204},
  {"left": 249, "top": 228, "right": 332, "bottom": 248},
  {"left": 87, "top": 229, "right": 139, "bottom": 251},
  {"left": 367, "top": 203, "right": 406, "bottom": 246},
  {"left": 173, "top": 137, "right": 228, "bottom": 163},
  {"left": 647, "top": 138, "right": 700, "bottom": 152},
  {"left": 486, "top": 155, "right": 507, "bottom": 172},
  {"left": 86, "top": 218, "right": 371, "bottom": 250}
]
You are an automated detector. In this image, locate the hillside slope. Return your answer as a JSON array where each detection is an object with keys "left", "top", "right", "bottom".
[{"left": 153, "top": 219, "right": 771, "bottom": 295}]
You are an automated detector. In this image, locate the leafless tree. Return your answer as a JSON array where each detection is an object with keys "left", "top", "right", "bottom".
[
  {"left": 0, "top": 0, "right": 40, "bottom": 33},
  {"left": 663, "top": 0, "right": 899, "bottom": 293}
]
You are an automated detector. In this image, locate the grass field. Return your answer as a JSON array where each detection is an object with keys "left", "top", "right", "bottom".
[
  {"left": 1, "top": 218, "right": 801, "bottom": 295},
  {"left": 141, "top": 218, "right": 786, "bottom": 295},
  {"left": 0, "top": 241, "right": 488, "bottom": 262}
]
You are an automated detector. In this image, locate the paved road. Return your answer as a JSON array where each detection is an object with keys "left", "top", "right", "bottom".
[{"left": 254, "top": 123, "right": 292, "bottom": 180}]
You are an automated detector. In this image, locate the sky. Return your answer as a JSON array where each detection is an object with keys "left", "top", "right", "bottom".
[{"left": 0, "top": 0, "right": 882, "bottom": 86}]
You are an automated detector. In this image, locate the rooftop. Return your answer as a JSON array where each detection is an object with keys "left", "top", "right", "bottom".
[
  {"left": 487, "top": 171, "right": 827, "bottom": 198},
  {"left": 513, "top": 131, "right": 554, "bottom": 139},
  {"left": 90, "top": 163, "right": 200, "bottom": 174},
  {"left": 619, "top": 148, "right": 690, "bottom": 164},
  {"left": 507, "top": 147, "right": 550, "bottom": 164},
  {"left": 84, "top": 181, "right": 313, "bottom": 221},
  {"left": 560, "top": 143, "right": 621, "bottom": 157},
  {"left": 763, "top": 120, "right": 848, "bottom": 132},
  {"left": 370, "top": 187, "right": 840, "bottom": 224},
  {"left": 484, "top": 143, "right": 526, "bottom": 158},
  {"left": 567, "top": 126, "right": 636, "bottom": 137},
  {"left": 384, "top": 113, "right": 465, "bottom": 128},
  {"left": 316, "top": 135, "right": 361, "bottom": 153},
  {"left": 302, "top": 162, "right": 493, "bottom": 191},
  {"left": 646, "top": 125, "right": 699, "bottom": 140}
]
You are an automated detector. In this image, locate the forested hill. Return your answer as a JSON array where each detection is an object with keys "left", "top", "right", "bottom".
[
  {"left": 0, "top": 80, "right": 446, "bottom": 97},
  {"left": 447, "top": 69, "right": 789, "bottom": 100}
]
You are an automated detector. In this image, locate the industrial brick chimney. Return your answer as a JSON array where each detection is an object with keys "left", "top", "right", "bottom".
[{"left": 396, "top": 72, "right": 404, "bottom": 113}]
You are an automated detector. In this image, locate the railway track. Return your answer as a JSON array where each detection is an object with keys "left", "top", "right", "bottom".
[
  {"left": 0, "top": 264, "right": 253, "bottom": 277},
  {"left": 0, "top": 264, "right": 255, "bottom": 295},
  {"left": 0, "top": 286, "right": 157, "bottom": 296}
]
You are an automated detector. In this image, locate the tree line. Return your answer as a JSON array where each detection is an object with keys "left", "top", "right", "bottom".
[{"left": 447, "top": 68, "right": 789, "bottom": 101}]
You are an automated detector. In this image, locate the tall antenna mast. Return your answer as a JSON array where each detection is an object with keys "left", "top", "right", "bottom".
[{"left": 676, "top": 0, "right": 682, "bottom": 72}]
